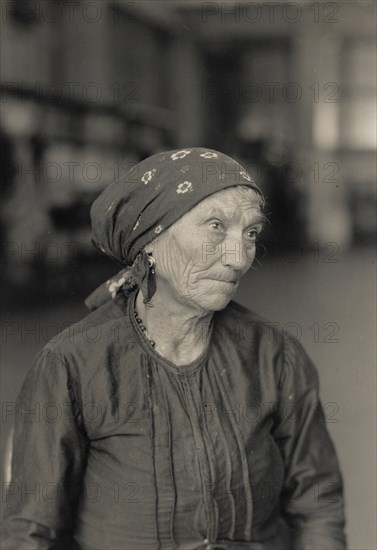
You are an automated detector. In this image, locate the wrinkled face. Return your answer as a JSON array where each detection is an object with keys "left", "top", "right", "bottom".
[{"left": 148, "top": 187, "right": 265, "bottom": 312}]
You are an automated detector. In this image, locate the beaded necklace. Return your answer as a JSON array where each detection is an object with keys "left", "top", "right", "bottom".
[
  {"left": 134, "top": 308, "right": 213, "bottom": 363},
  {"left": 134, "top": 309, "right": 162, "bottom": 355}
]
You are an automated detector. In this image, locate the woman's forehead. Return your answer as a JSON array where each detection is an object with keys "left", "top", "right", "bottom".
[
  {"left": 164, "top": 187, "right": 264, "bottom": 235},
  {"left": 194, "top": 187, "right": 262, "bottom": 217}
]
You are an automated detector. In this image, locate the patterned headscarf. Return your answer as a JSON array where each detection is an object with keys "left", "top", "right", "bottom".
[{"left": 85, "top": 147, "right": 263, "bottom": 310}]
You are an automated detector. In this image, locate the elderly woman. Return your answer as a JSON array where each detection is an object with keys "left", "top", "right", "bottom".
[{"left": 3, "top": 148, "right": 346, "bottom": 550}]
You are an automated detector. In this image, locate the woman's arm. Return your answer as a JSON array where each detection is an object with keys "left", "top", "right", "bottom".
[
  {"left": 273, "top": 335, "right": 347, "bottom": 550},
  {"left": 2, "top": 348, "right": 88, "bottom": 549}
]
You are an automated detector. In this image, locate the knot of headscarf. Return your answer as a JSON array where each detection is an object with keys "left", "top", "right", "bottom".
[{"left": 85, "top": 147, "right": 263, "bottom": 310}]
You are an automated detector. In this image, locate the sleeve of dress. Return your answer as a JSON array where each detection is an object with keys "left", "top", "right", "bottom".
[
  {"left": 273, "top": 335, "right": 347, "bottom": 550},
  {"left": 2, "top": 347, "right": 88, "bottom": 549}
]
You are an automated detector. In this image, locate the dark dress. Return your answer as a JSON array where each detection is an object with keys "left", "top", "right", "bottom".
[{"left": 2, "top": 291, "right": 347, "bottom": 549}]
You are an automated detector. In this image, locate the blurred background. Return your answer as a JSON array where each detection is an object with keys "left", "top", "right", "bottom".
[{"left": 0, "top": 1, "right": 376, "bottom": 548}]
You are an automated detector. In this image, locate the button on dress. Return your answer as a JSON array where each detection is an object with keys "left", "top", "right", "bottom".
[{"left": 2, "top": 291, "right": 347, "bottom": 549}]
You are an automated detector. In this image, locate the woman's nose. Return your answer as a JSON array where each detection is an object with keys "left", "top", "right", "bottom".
[{"left": 220, "top": 236, "right": 254, "bottom": 270}]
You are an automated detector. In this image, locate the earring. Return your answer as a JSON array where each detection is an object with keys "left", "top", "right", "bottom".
[
  {"left": 144, "top": 253, "right": 156, "bottom": 308},
  {"left": 147, "top": 254, "right": 156, "bottom": 274}
]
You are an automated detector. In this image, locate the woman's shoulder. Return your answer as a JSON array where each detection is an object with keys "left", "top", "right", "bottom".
[
  {"left": 18, "top": 296, "right": 141, "bottom": 429},
  {"left": 39, "top": 296, "right": 134, "bottom": 374},
  {"left": 221, "top": 300, "right": 319, "bottom": 389}
]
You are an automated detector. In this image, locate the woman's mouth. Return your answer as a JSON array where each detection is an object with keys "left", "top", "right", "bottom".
[{"left": 207, "top": 279, "right": 238, "bottom": 293}]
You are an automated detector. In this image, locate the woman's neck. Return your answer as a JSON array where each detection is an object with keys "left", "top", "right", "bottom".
[{"left": 135, "top": 288, "right": 213, "bottom": 366}]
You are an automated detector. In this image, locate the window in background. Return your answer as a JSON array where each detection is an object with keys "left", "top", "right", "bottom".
[
  {"left": 340, "top": 38, "right": 376, "bottom": 150},
  {"left": 237, "top": 40, "right": 291, "bottom": 147},
  {"left": 339, "top": 37, "right": 377, "bottom": 244}
]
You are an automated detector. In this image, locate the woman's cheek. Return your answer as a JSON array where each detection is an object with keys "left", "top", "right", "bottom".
[
  {"left": 154, "top": 236, "right": 190, "bottom": 289},
  {"left": 241, "top": 243, "right": 256, "bottom": 271}
]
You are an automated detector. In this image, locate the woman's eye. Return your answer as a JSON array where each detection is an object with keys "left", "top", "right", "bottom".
[
  {"left": 245, "top": 229, "right": 259, "bottom": 241},
  {"left": 208, "top": 221, "right": 223, "bottom": 231}
]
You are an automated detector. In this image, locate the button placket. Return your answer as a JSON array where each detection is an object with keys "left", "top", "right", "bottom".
[{"left": 180, "top": 372, "right": 217, "bottom": 542}]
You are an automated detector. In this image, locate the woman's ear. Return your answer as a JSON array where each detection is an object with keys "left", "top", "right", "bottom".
[{"left": 145, "top": 234, "right": 161, "bottom": 255}]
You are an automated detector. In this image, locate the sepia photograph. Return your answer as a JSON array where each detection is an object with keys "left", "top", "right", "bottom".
[{"left": 0, "top": 1, "right": 376, "bottom": 549}]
